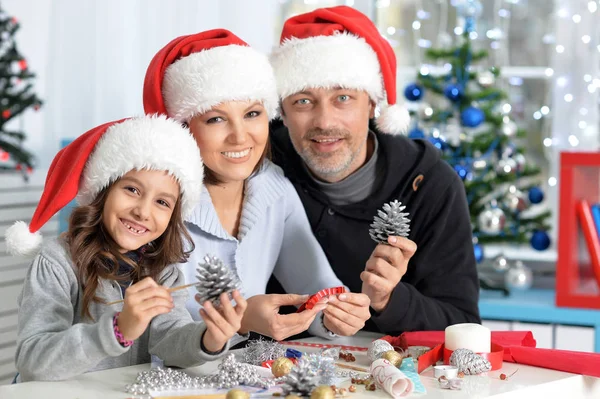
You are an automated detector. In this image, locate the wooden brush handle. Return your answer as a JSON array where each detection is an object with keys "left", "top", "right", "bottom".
[{"left": 105, "top": 282, "right": 199, "bottom": 306}]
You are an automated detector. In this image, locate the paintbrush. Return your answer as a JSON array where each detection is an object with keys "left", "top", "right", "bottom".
[{"left": 106, "top": 281, "right": 202, "bottom": 306}]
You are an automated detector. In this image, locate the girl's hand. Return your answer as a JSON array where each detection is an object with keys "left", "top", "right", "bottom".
[
  {"left": 117, "top": 277, "right": 174, "bottom": 341},
  {"left": 198, "top": 290, "right": 247, "bottom": 353}
]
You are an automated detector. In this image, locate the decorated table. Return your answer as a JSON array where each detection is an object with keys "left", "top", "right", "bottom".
[{"left": 2, "top": 330, "right": 599, "bottom": 399}]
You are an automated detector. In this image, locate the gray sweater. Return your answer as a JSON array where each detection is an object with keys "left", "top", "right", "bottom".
[{"left": 16, "top": 237, "right": 229, "bottom": 382}]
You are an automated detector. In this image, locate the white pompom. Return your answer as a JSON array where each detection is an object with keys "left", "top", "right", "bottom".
[
  {"left": 376, "top": 103, "right": 411, "bottom": 135},
  {"left": 5, "top": 221, "right": 43, "bottom": 257}
]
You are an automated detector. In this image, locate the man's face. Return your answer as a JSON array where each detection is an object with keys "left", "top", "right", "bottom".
[{"left": 281, "top": 87, "right": 375, "bottom": 183}]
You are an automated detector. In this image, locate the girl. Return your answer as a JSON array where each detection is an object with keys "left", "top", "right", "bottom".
[
  {"left": 143, "top": 30, "right": 371, "bottom": 342},
  {"left": 6, "top": 115, "right": 246, "bottom": 382}
]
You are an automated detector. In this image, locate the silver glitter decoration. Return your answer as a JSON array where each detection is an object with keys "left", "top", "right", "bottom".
[
  {"left": 439, "top": 377, "right": 464, "bottom": 390},
  {"left": 196, "top": 255, "right": 241, "bottom": 305},
  {"left": 125, "top": 354, "right": 286, "bottom": 396},
  {"left": 243, "top": 338, "right": 286, "bottom": 365},
  {"left": 368, "top": 339, "right": 394, "bottom": 361},
  {"left": 449, "top": 348, "right": 492, "bottom": 375},
  {"left": 369, "top": 200, "right": 411, "bottom": 244},
  {"left": 320, "top": 347, "right": 340, "bottom": 360},
  {"left": 280, "top": 357, "right": 319, "bottom": 396},
  {"left": 306, "top": 353, "right": 336, "bottom": 385}
]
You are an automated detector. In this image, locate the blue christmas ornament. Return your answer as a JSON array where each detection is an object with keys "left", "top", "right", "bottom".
[
  {"left": 473, "top": 243, "right": 484, "bottom": 263},
  {"left": 428, "top": 136, "right": 445, "bottom": 150},
  {"left": 460, "top": 106, "right": 485, "bottom": 127},
  {"left": 528, "top": 187, "right": 544, "bottom": 204},
  {"left": 531, "top": 230, "right": 551, "bottom": 251},
  {"left": 408, "top": 127, "right": 425, "bottom": 139},
  {"left": 454, "top": 164, "right": 469, "bottom": 180},
  {"left": 444, "top": 84, "right": 463, "bottom": 102},
  {"left": 404, "top": 83, "right": 424, "bottom": 102}
]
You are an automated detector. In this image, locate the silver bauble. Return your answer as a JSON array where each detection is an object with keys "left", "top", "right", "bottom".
[
  {"left": 505, "top": 261, "right": 533, "bottom": 291},
  {"left": 495, "top": 158, "right": 517, "bottom": 175},
  {"left": 477, "top": 207, "right": 506, "bottom": 235},
  {"left": 477, "top": 70, "right": 496, "bottom": 88},
  {"left": 500, "top": 120, "right": 518, "bottom": 137},
  {"left": 512, "top": 153, "right": 527, "bottom": 173},
  {"left": 418, "top": 102, "right": 434, "bottom": 120},
  {"left": 503, "top": 186, "right": 528, "bottom": 213},
  {"left": 491, "top": 254, "right": 510, "bottom": 273},
  {"left": 368, "top": 339, "right": 394, "bottom": 362}
]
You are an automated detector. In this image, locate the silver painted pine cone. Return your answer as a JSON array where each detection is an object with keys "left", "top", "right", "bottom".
[
  {"left": 449, "top": 348, "right": 492, "bottom": 375},
  {"left": 196, "top": 254, "right": 241, "bottom": 305},
  {"left": 369, "top": 200, "right": 411, "bottom": 244}
]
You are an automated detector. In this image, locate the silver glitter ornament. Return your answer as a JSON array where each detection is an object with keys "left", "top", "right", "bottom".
[
  {"left": 505, "top": 260, "right": 533, "bottom": 291},
  {"left": 306, "top": 353, "right": 336, "bottom": 385},
  {"left": 196, "top": 255, "right": 241, "bottom": 305},
  {"left": 369, "top": 200, "right": 411, "bottom": 244},
  {"left": 368, "top": 339, "right": 394, "bottom": 361},
  {"left": 477, "top": 207, "right": 506, "bottom": 235},
  {"left": 477, "top": 70, "right": 495, "bottom": 88},
  {"left": 449, "top": 348, "right": 492, "bottom": 375},
  {"left": 281, "top": 357, "right": 320, "bottom": 397},
  {"left": 495, "top": 157, "right": 517, "bottom": 176},
  {"left": 491, "top": 254, "right": 509, "bottom": 273},
  {"left": 502, "top": 186, "right": 528, "bottom": 214},
  {"left": 243, "top": 338, "right": 286, "bottom": 365}
]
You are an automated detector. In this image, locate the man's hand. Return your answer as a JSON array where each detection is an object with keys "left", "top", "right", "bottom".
[
  {"left": 322, "top": 292, "right": 370, "bottom": 336},
  {"left": 240, "top": 294, "right": 327, "bottom": 341},
  {"left": 361, "top": 236, "right": 417, "bottom": 312}
]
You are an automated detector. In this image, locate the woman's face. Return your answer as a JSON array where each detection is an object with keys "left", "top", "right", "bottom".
[{"left": 188, "top": 100, "right": 269, "bottom": 185}]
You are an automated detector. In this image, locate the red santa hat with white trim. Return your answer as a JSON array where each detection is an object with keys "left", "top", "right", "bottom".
[
  {"left": 143, "top": 29, "right": 278, "bottom": 122},
  {"left": 270, "top": 6, "right": 410, "bottom": 135},
  {"left": 5, "top": 115, "right": 204, "bottom": 256}
]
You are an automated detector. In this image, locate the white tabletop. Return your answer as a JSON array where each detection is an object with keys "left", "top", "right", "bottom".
[{"left": 1, "top": 331, "right": 599, "bottom": 399}]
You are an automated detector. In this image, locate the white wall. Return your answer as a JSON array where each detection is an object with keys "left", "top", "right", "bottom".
[{"left": 3, "top": 0, "right": 279, "bottom": 168}]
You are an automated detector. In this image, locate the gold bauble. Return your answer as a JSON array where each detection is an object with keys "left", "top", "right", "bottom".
[
  {"left": 271, "top": 357, "right": 294, "bottom": 377},
  {"left": 310, "top": 385, "right": 335, "bottom": 399},
  {"left": 382, "top": 349, "right": 404, "bottom": 367},
  {"left": 226, "top": 388, "right": 250, "bottom": 399}
]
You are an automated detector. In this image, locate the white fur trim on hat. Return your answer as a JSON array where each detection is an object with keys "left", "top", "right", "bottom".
[
  {"left": 76, "top": 115, "right": 203, "bottom": 218},
  {"left": 376, "top": 103, "right": 411, "bottom": 135},
  {"left": 270, "top": 32, "right": 384, "bottom": 102},
  {"left": 163, "top": 45, "right": 279, "bottom": 123},
  {"left": 5, "top": 221, "right": 43, "bottom": 256}
]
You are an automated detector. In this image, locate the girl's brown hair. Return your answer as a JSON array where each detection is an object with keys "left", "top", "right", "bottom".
[{"left": 64, "top": 180, "right": 194, "bottom": 320}]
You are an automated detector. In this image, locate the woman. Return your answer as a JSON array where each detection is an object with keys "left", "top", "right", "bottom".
[{"left": 143, "top": 29, "right": 370, "bottom": 341}]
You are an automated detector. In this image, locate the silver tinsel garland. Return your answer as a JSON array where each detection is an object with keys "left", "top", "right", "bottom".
[
  {"left": 196, "top": 255, "right": 242, "bottom": 305},
  {"left": 369, "top": 200, "right": 411, "bottom": 244},
  {"left": 242, "top": 338, "right": 286, "bottom": 365},
  {"left": 125, "top": 354, "right": 286, "bottom": 395},
  {"left": 305, "top": 353, "right": 336, "bottom": 385},
  {"left": 449, "top": 348, "right": 492, "bottom": 375},
  {"left": 280, "top": 357, "right": 319, "bottom": 396}
]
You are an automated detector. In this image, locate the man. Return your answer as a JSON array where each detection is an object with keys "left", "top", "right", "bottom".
[{"left": 267, "top": 6, "right": 481, "bottom": 335}]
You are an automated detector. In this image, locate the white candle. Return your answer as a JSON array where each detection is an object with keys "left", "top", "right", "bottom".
[{"left": 444, "top": 323, "right": 491, "bottom": 353}]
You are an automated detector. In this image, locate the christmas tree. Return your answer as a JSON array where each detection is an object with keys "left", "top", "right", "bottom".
[
  {"left": 402, "top": 0, "right": 551, "bottom": 291},
  {"left": 0, "top": 6, "right": 42, "bottom": 178}
]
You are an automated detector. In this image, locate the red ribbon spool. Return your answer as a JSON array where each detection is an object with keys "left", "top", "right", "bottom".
[
  {"left": 297, "top": 286, "right": 347, "bottom": 312},
  {"left": 443, "top": 343, "right": 504, "bottom": 371}
]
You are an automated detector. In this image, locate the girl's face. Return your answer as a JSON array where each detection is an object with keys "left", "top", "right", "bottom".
[
  {"left": 188, "top": 100, "right": 269, "bottom": 184},
  {"left": 102, "top": 169, "right": 180, "bottom": 253}
]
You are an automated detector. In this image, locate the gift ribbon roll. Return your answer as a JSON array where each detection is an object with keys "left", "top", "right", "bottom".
[
  {"left": 370, "top": 359, "right": 414, "bottom": 398},
  {"left": 433, "top": 365, "right": 458, "bottom": 379}
]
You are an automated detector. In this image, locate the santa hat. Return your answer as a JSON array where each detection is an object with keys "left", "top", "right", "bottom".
[
  {"left": 143, "top": 29, "right": 278, "bottom": 123},
  {"left": 270, "top": 6, "right": 410, "bottom": 135},
  {"left": 5, "top": 115, "right": 204, "bottom": 257}
]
